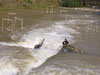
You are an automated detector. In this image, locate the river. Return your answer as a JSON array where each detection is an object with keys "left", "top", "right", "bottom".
[{"left": 0, "top": 8, "right": 100, "bottom": 75}]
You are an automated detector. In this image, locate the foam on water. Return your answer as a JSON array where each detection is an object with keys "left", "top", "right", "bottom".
[
  {"left": 30, "top": 65, "right": 100, "bottom": 75},
  {"left": 0, "top": 20, "right": 79, "bottom": 75},
  {"left": 0, "top": 56, "right": 19, "bottom": 75}
]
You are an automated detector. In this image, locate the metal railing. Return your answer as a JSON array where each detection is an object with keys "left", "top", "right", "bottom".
[{"left": 1, "top": 13, "right": 23, "bottom": 32}]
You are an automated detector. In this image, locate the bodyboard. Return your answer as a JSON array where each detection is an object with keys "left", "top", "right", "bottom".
[{"left": 61, "top": 45, "right": 83, "bottom": 54}]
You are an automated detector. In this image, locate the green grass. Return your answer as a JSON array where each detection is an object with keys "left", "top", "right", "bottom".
[
  {"left": 61, "top": 0, "right": 81, "bottom": 7},
  {"left": 0, "top": 3, "right": 3, "bottom": 6},
  {"left": 0, "top": 3, "right": 59, "bottom": 12},
  {"left": 0, "top": 5, "right": 40, "bottom": 12}
]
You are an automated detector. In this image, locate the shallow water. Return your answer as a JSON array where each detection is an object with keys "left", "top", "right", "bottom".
[{"left": 0, "top": 8, "right": 100, "bottom": 75}]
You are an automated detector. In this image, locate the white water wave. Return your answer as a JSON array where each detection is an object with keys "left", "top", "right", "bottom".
[{"left": 0, "top": 20, "right": 79, "bottom": 75}]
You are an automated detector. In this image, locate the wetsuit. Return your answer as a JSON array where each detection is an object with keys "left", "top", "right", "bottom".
[
  {"left": 62, "top": 40, "right": 69, "bottom": 47},
  {"left": 34, "top": 44, "right": 41, "bottom": 49},
  {"left": 63, "top": 41, "right": 69, "bottom": 45},
  {"left": 34, "top": 39, "right": 45, "bottom": 49}
]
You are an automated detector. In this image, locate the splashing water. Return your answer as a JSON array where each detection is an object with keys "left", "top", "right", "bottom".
[{"left": 0, "top": 20, "right": 79, "bottom": 75}]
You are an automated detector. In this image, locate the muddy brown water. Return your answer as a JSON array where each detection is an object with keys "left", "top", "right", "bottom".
[{"left": 0, "top": 8, "right": 100, "bottom": 75}]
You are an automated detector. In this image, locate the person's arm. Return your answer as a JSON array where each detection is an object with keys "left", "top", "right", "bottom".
[
  {"left": 62, "top": 41, "right": 64, "bottom": 45},
  {"left": 39, "top": 38, "right": 45, "bottom": 46}
]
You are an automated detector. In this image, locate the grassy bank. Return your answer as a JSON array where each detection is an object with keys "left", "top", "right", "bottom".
[
  {"left": 0, "top": 5, "right": 52, "bottom": 12},
  {"left": 0, "top": 0, "right": 99, "bottom": 12},
  {"left": 0, "top": 0, "right": 60, "bottom": 11}
]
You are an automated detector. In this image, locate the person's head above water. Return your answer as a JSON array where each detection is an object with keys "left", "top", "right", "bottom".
[{"left": 65, "top": 38, "right": 67, "bottom": 41}]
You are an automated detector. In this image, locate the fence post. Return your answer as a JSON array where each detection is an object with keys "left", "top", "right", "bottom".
[{"left": 2, "top": 19, "right": 3, "bottom": 32}]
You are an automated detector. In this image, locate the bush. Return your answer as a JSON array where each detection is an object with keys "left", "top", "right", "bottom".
[
  {"left": 61, "top": 0, "right": 81, "bottom": 7},
  {"left": 23, "top": 4, "right": 28, "bottom": 8},
  {"left": 28, "top": 0, "right": 33, "bottom": 4},
  {"left": 47, "top": 2, "right": 56, "bottom": 7},
  {"left": 0, "top": 3, "right": 3, "bottom": 7}
]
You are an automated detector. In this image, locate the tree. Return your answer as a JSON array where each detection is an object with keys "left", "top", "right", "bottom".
[{"left": 61, "top": 0, "right": 81, "bottom": 7}]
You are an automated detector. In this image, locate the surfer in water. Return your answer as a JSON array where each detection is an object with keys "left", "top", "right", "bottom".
[
  {"left": 62, "top": 38, "right": 82, "bottom": 53},
  {"left": 34, "top": 38, "right": 45, "bottom": 49},
  {"left": 62, "top": 38, "right": 69, "bottom": 47}
]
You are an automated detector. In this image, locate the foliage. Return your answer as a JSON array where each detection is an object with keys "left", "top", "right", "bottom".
[
  {"left": 28, "top": 0, "right": 33, "bottom": 4},
  {"left": 61, "top": 0, "right": 81, "bottom": 7},
  {"left": 47, "top": 1, "right": 57, "bottom": 7},
  {"left": 0, "top": 3, "right": 3, "bottom": 7},
  {"left": 23, "top": 4, "right": 28, "bottom": 8}
]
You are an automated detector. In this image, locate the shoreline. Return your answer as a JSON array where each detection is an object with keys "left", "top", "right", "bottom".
[{"left": 0, "top": 6, "right": 100, "bottom": 12}]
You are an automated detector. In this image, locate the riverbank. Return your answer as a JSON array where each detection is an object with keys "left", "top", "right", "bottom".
[{"left": 0, "top": 5, "right": 48, "bottom": 12}]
